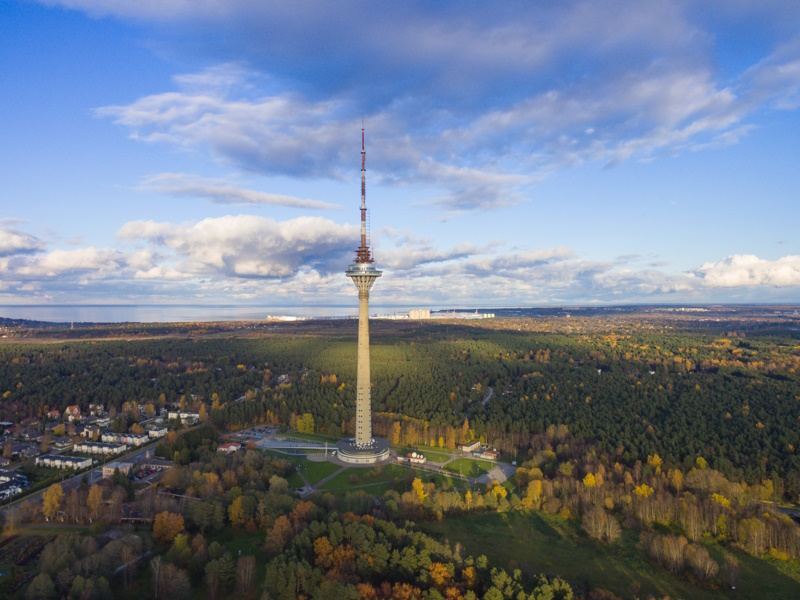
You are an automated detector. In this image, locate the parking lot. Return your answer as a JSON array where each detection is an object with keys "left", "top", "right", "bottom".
[
  {"left": 134, "top": 465, "right": 164, "bottom": 482},
  {"left": 231, "top": 425, "right": 277, "bottom": 441}
]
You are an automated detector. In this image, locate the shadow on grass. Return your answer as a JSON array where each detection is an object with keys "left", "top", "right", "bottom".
[{"left": 420, "top": 509, "right": 800, "bottom": 600}]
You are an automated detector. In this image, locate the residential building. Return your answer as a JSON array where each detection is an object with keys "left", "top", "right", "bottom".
[
  {"left": 167, "top": 411, "right": 200, "bottom": 424},
  {"left": 64, "top": 405, "right": 81, "bottom": 422},
  {"left": 73, "top": 441, "right": 125, "bottom": 455},
  {"left": 35, "top": 454, "right": 92, "bottom": 470},
  {"left": 101, "top": 432, "right": 149, "bottom": 446}
]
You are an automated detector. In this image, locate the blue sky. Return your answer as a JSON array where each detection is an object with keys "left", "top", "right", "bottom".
[{"left": 1, "top": 0, "right": 799, "bottom": 309}]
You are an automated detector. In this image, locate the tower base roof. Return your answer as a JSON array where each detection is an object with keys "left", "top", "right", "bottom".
[{"left": 336, "top": 437, "right": 391, "bottom": 465}]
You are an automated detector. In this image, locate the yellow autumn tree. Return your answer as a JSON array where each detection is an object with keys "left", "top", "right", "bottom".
[
  {"left": 712, "top": 493, "right": 731, "bottom": 509},
  {"left": 87, "top": 485, "right": 103, "bottom": 522},
  {"left": 429, "top": 562, "right": 451, "bottom": 588},
  {"left": 524, "top": 479, "right": 543, "bottom": 509},
  {"left": 647, "top": 454, "right": 663, "bottom": 474},
  {"left": 153, "top": 511, "right": 184, "bottom": 543},
  {"left": 42, "top": 483, "right": 64, "bottom": 522},
  {"left": 412, "top": 477, "right": 427, "bottom": 503},
  {"left": 670, "top": 469, "right": 684, "bottom": 493},
  {"left": 228, "top": 496, "right": 247, "bottom": 527},
  {"left": 634, "top": 484, "right": 654, "bottom": 499},
  {"left": 491, "top": 482, "right": 507, "bottom": 499},
  {"left": 583, "top": 473, "right": 597, "bottom": 488},
  {"left": 313, "top": 536, "right": 333, "bottom": 569}
]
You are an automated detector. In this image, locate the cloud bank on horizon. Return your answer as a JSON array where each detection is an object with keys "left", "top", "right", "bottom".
[{"left": 2, "top": 1, "right": 800, "bottom": 308}]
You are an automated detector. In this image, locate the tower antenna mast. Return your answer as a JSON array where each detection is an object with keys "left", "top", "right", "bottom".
[{"left": 357, "top": 120, "right": 371, "bottom": 263}]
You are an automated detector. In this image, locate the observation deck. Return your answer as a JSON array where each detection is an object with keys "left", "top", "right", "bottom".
[{"left": 346, "top": 261, "right": 382, "bottom": 293}]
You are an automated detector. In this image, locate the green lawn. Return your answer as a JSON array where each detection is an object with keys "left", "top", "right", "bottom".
[
  {"left": 421, "top": 473, "right": 464, "bottom": 490},
  {"left": 296, "top": 458, "right": 342, "bottom": 485},
  {"left": 443, "top": 458, "right": 493, "bottom": 478},
  {"left": 421, "top": 510, "right": 800, "bottom": 600},
  {"left": 262, "top": 453, "right": 342, "bottom": 489},
  {"left": 285, "top": 470, "right": 305, "bottom": 489},
  {"left": 318, "top": 463, "right": 409, "bottom": 491}
]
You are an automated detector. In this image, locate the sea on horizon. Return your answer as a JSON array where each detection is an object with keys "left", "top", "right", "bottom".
[{"left": 0, "top": 304, "right": 360, "bottom": 324}]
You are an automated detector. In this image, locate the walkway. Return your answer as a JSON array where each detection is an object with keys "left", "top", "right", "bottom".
[{"left": 481, "top": 386, "right": 494, "bottom": 406}]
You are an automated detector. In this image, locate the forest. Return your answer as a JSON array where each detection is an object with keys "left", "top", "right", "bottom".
[
  {"left": 2, "top": 306, "right": 799, "bottom": 598},
  {"left": 1, "top": 310, "right": 798, "bottom": 497},
  {"left": 5, "top": 399, "right": 800, "bottom": 599}
]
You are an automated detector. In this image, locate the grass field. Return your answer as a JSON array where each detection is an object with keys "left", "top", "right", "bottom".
[
  {"left": 443, "top": 458, "right": 493, "bottom": 477},
  {"left": 421, "top": 472, "right": 465, "bottom": 490},
  {"left": 318, "top": 463, "right": 409, "bottom": 491},
  {"left": 420, "top": 510, "right": 800, "bottom": 600},
  {"left": 285, "top": 470, "right": 305, "bottom": 489},
  {"left": 296, "top": 458, "right": 343, "bottom": 485}
]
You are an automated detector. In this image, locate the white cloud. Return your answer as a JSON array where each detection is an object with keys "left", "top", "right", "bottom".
[
  {"left": 0, "top": 226, "right": 45, "bottom": 257},
  {"left": 118, "top": 214, "right": 358, "bottom": 278},
  {"left": 16, "top": 247, "right": 126, "bottom": 277},
  {"left": 2, "top": 218, "right": 799, "bottom": 304},
  {"left": 695, "top": 254, "right": 800, "bottom": 287},
  {"left": 381, "top": 243, "right": 481, "bottom": 271},
  {"left": 96, "top": 81, "right": 353, "bottom": 179},
  {"left": 139, "top": 173, "right": 340, "bottom": 210},
  {"left": 94, "top": 43, "right": 800, "bottom": 215}
]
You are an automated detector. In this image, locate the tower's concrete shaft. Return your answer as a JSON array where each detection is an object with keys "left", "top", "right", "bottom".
[{"left": 347, "top": 266, "right": 380, "bottom": 447}]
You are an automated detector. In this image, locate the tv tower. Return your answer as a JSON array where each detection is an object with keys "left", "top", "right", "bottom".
[{"left": 337, "top": 125, "right": 390, "bottom": 464}]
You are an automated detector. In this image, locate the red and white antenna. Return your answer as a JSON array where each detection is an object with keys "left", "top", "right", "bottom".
[{"left": 355, "top": 119, "right": 372, "bottom": 264}]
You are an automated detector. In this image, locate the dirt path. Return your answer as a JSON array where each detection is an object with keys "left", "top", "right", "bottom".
[{"left": 481, "top": 386, "right": 494, "bottom": 406}]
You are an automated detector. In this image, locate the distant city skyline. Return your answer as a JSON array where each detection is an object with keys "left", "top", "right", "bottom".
[{"left": 1, "top": 1, "right": 799, "bottom": 307}]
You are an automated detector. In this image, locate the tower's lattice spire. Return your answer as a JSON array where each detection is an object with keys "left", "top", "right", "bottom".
[{"left": 356, "top": 124, "right": 372, "bottom": 264}]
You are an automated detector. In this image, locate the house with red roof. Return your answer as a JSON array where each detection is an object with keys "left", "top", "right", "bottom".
[
  {"left": 64, "top": 405, "right": 81, "bottom": 422},
  {"left": 217, "top": 442, "right": 241, "bottom": 454}
]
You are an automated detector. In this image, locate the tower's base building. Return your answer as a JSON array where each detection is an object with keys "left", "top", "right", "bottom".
[{"left": 336, "top": 436, "right": 390, "bottom": 465}]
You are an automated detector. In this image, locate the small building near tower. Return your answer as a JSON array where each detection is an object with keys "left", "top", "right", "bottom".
[{"left": 460, "top": 440, "right": 481, "bottom": 453}]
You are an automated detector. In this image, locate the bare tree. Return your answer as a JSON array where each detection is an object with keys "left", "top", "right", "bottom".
[
  {"left": 150, "top": 556, "right": 162, "bottom": 599},
  {"left": 583, "top": 508, "right": 622, "bottom": 543},
  {"left": 67, "top": 489, "right": 80, "bottom": 523},
  {"left": 681, "top": 502, "right": 703, "bottom": 541},
  {"left": 724, "top": 555, "right": 739, "bottom": 589},
  {"left": 236, "top": 555, "right": 256, "bottom": 598},
  {"left": 663, "top": 535, "right": 688, "bottom": 574},
  {"left": 121, "top": 545, "right": 136, "bottom": 590},
  {"left": 687, "top": 545, "right": 718, "bottom": 581}
]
